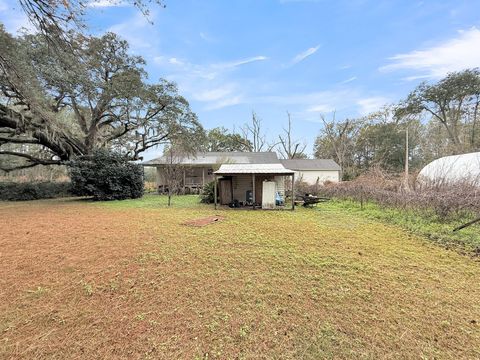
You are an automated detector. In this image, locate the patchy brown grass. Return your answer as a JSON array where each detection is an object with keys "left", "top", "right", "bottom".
[{"left": 0, "top": 196, "right": 479, "bottom": 359}]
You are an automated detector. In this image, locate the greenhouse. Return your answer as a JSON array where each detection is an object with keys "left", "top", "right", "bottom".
[{"left": 418, "top": 152, "right": 480, "bottom": 186}]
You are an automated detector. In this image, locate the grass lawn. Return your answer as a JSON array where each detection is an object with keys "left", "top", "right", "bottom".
[
  {"left": 1, "top": 195, "right": 479, "bottom": 359},
  {"left": 325, "top": 200, "right": 480, "bottom": 256}
]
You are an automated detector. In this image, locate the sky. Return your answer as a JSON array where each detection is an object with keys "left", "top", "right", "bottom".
[{"left": 1, "top": 0, "right": 480, "bottom": 158}]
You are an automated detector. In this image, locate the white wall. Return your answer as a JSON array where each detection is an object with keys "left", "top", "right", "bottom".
[
  {"left": 295, "top": 170, "right": 340, "bottom": 185},
  {"left": 274, "top": 176, "right": 285, "bottom": 197}
]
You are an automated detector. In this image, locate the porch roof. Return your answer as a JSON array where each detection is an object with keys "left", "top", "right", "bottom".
[{"left": 214, "top": 163, "right": 294, "bottom": 175}]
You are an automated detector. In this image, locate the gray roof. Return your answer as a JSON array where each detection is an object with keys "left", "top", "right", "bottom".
[
  {"left": 215, "top": 163, "right": 294, "bottom": 175},
  {"left": 280, "top": 159, "right": 341, "bottom": 171},
  {"left": 142, "top": 151, "right": 280, "bottom": 166}
]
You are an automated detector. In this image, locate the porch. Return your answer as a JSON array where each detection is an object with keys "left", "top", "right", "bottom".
[{"left": 156, "top": 165, "right": 215, "bottom": 194}]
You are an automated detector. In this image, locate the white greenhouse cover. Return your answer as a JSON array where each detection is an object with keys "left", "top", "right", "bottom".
[{"left": 418, "top": 152, "right": 480, "bottom": 185}]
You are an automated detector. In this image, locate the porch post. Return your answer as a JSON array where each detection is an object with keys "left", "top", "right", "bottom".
[
  {"left": 291, "top": 173, "right": 295, "bottom": 211},
  {"left": 252, "top": 173, "right": 256, "bottom": 210},
  {"left": 214, "top": 175, "right": 218, "bottom": 210},
  {"left": 202, "top": 167, "right": 205, "bottom": 188},
  {"left": 183, "top": 169, "right": 186, "bottom": 193}
]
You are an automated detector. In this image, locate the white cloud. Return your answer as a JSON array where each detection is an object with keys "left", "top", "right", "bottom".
[
  {"left": 192, "top": 85, "right": 236, "bottom": 102},
  {"left": 168, "top": 57, "right": 184, "bottom": 65},
  {"left": 340, "top": 76, "right": 357, "bottom": 84},
  {"left": 87, "top": 0, "right": 128, "bottom": 7},
  {"left": 193, "top": 85, "right": 244, "bottom": 110},
  {"left": 108, "top": 12, "right": 156, "bottom": 50},
  {"left": 356, "top": 97, "right": 391, "bottom": 115},
  {"left": 199, "top": 32, "right": 216, "bottom": 42},
  {"left": 223, "top": 56, "right": 268, "bottom": 68},
  {"left": 380, "top": 27, "right": 480, "bottom": 79},
  {"left": 291, "top": 45, "right": 320, "bottom": 65},
  {"left": 258, "top": 89, "right": 357, "bottom": 115},
  {"left": 153, "top": 54, "right": 268, "bottom": 110},
  {"left": 260, "top": 90, "right": 390, "bottom": 117},
  {"left": 279, "top": 0, "right": 321, "bottom": 3},
  {"left": 204, "top": 96, "right": 243, "bottom": 110},
  {"left": 306, "top": 104, "right": 336, "bottom": 113}
]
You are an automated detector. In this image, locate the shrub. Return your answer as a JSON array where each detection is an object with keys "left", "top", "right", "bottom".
[
  {"left": 69, "top": 150, "right": 144, "bottom": 200},
  {"left": 294, "top": 180, "right": 322, "bottom": 197},
  {"left": 0, "top": 182, "right": 72, "bottom": 201},
  {"left": 200, "top": 181, "right": 215, "bottom": 203},
  {"left": 318, "top": 168, "right": 480, "bottom": 221}
]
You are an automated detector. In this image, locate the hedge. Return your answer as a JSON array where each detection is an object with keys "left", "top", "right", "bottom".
[{"left": 0, "top": 182, "right": 72, "bottom": 201}]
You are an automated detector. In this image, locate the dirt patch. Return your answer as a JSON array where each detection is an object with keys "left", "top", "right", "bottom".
[{"left": 183, "top": 215, "right": 225, "bottom": 227}]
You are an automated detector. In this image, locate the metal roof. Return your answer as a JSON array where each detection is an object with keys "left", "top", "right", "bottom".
[
  {"left": 280, "top": 159, "right": 341, "bottom": 171},
  {"left": 214, "top": 163, "right": 294, "bottom": 175},
  {"left": 142, "top": 151, "right": 280, "bottom": 166}
]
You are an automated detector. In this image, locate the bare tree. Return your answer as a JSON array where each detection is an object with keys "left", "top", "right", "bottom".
[
  {"left": 277, "top": 111, "right": 307, "bottom": 159},
  {"left": 314, "top": 112, "right": 360, "bottom": 179},
  {"left": 240, "top": 111, "right": 278, "bottom": 152},
  {"left": 162, "top": 145, "right": 187, "bottom": 206}
]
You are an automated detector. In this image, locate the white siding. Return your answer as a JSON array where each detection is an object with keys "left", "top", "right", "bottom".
[
  {"left": 295, "top": 170, "right": 340, "bottom": 185},
  {"left": 274, "top": 176, "right": 286, "bottom": 197}
]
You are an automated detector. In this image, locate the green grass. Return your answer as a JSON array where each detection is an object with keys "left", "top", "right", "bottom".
[
  {"left": 97, "top": 194, "right": 206, "bottom": 209},
  {"left": 102, "top": 195, "right": 480, "bottom": 255},
  {"left": 322, "top": 199, "right": 480, "bottom": 256},
  {"left": 1, "top": 195, "right": 479, "bottom": 359}
]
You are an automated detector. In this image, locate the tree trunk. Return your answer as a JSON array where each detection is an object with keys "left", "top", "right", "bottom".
[{"left": 471, "top": 98, "right": 479, "bottom": 147}]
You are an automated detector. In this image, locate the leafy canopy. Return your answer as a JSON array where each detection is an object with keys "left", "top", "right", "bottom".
[{"left": 0, "top": 26, "right": 203, "bottom": 171}]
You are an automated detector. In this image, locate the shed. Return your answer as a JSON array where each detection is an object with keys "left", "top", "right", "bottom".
[
  {"left": 213, "top": 163, "right": 295, "bottom": 210},
  {"left": 280, "top": 159, "right": 341, "bottom": 185}
]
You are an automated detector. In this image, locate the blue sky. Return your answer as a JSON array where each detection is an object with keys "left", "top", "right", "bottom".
[{"left": 1, "top": 0, "right": 480, "bottom": 157}]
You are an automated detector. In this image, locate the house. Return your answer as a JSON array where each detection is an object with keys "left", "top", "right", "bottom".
[
  {"left": 142, "top": 151, "right": 280, "bottom": 193},
  {"left": 142, "top": 151, "right": 341, "bottom": 209},
  {"left": 280, "top": 159, "right": 341, "bottom": 185}
]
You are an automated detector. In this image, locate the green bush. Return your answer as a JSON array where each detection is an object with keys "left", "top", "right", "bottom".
[
  {"left": 0, "top": 182, "right": 72, "bottom": 201},
  {"left": 69, "top": 150, "right": 144, "bottom": 201},
  {"left": 200, "top": 181, "right": 215, "bottom": 203}
]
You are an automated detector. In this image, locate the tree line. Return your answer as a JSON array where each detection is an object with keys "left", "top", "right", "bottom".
[
  {"left": 314, "top": 69, "right": 480, "bottom": 179},
  {"left": 1, "top": 2, "right": 480, "bottom": 179}
]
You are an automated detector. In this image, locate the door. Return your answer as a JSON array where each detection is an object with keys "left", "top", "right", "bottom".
[{"left": 219, "top": 178, "right": 232, "bottom": 205}]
